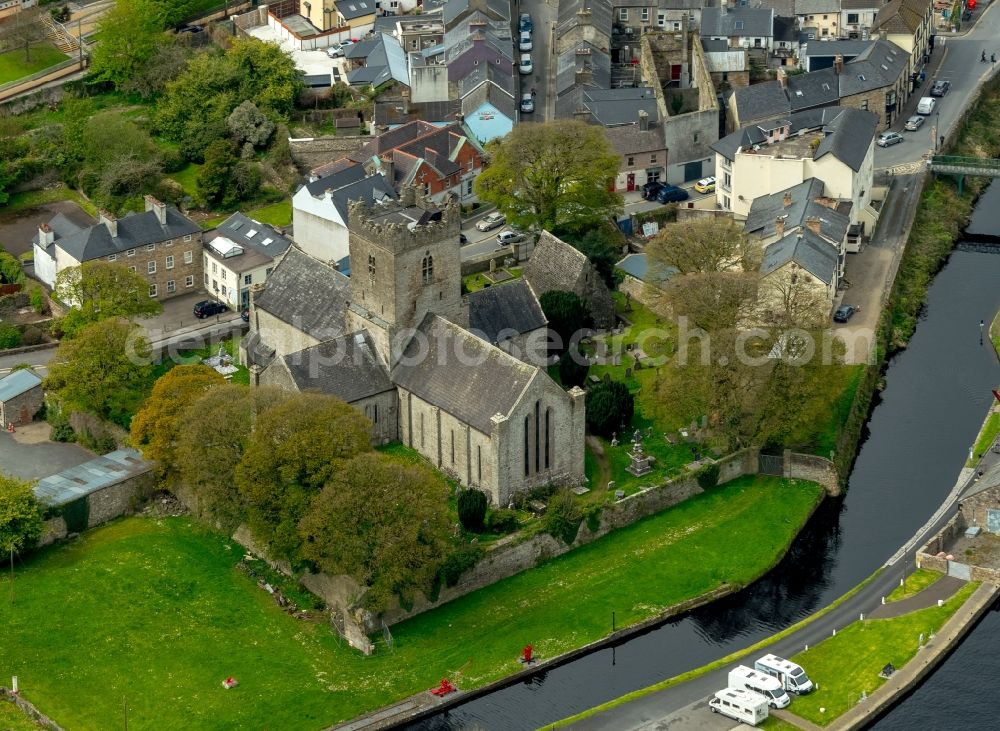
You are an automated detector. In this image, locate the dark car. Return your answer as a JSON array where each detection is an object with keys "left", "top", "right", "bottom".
[
  {"left": 459, "top": 233, "right": 468, "bottom": 244},
  {"left": 241, "top": 308, "right": 250, "bottom": 322},
  {"left": 833, "top": 305, "right": 857, "bottom": 323},
  {"left": 655, "top": 184, "right": 690, "bottom": 204},
  {"left": 930, "top": 80, "right": 950, "bottom": 97},
  {"left": 193, "top": 299, "right": 228, "bottom": 318},
  {"left": 642, "top": 181, "right": 665, "bottom": 200}
]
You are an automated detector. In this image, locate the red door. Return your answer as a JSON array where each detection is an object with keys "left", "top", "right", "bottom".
[{"left": 626, "top": 173, "right": 635, "bottom": 192}]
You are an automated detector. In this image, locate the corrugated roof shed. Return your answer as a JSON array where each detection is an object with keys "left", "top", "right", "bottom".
[
  {"left": 0, "top": 370, "right": 41, "bottom": 402},
  {"left": 33, "top": 449, "right": 151, "bottom": 508}
]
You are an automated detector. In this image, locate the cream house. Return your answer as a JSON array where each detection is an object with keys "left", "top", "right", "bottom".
[{"left": 203, "top": 213, "right": 293, "bottom": 310}]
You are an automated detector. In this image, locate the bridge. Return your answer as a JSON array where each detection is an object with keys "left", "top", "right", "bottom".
[{"left": 928, "top": 155, "right": 1000, "bottom": 192}]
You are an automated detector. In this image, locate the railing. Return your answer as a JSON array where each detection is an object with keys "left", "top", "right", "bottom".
[{"left": 929, "top": 155, "right": 1000, "bottom": 172}]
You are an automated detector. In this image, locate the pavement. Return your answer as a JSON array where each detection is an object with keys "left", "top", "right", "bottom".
[
  {"left": 0, "top": 425, "right": 92, "bottom": 481},
  {"left": 867, "top": 575, "right": 965, "bottom": 619}
]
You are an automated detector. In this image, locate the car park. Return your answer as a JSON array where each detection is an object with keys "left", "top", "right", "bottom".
[
  {"left": 694, "top": 176, "right": 716, "bottom": 193},
  {"left": 519, "top": 54, "right": 533, "bottom": 74},
  {"left": 193, "top": 300, "right": 229, "bottom": 318},
  {"left": 519, "top": 31, "right": 532, "bottom": 52},
  {"left": 904, "top": 115, "right": 924, "bottom": 131},
  {"left": 519, "top": 12, "right": 533, "bottom": 33},
  {"left": 655, "top": 184, "right": 690, "bottom": 204},
  {"left": 476, "top": 212, "right": 506, "bottom": 231},
  {"left": 642, "top": 180, "right": 665, "bottom": 199},
  {"left": 930, "top": 80, "right": 950, "bottom": 97},
  {"left": 876, "top": 131, "right": 903, "bottom": 147},
  {"left": 520, "top": 93, "right": 534, "bottom": 113},
  {"left": 833, "top": 304, "right": 857, "bottom": 323},
  {"left": 495, "top": 229, "right": 526, "bottom": 247}
]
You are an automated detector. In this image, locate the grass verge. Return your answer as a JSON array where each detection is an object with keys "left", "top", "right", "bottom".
[
  {"left": 0, "top": 44, "right": 68, "bottom": 86},
  {"left": 0, "top": 699, "right": 44, "bottom": 730},
  {"left": 788, "top": 581, "right": 979, "bottom": 726},
  {"left": 885, "top": 568, "right": 942, "bottom": 602},
  {"left": 1, "top": 477, "right": 822, "bottom": 729},
  {"left": 967, "top": 409, "right": 1000, "bottom": 467}
]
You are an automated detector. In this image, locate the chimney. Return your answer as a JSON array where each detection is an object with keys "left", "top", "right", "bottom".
[
  {"left": 783, "top": 191, "right": 793, "bottom": 208},
  {"left": 638, "top": 109, "right": 650, "bottom": 131},
  {"left": 38, "top": 223, "right": 54, "bottom": 246},
  {"left": 98, "top": 210, "right": 118, "bottom": 238},
  {"left": 834, "top": 54, "right": 844, "bottom": 75},
  {"left": 380, "top": 153, "right": 395, "bottom": 183},
  {"left": 577, "top": 8, "right": 592, "bottom": 25},
  {"left": 777, "top": 67, "right": 787, "bottom": 89},
  {"left": 401, "top": 183, "right": 417, "bottom": 207},
  {"left": 144, "top": 195, "right": 167, "bottom": 225},
  {"left": 774, "top": 216, "right": 786, "bottom": 239},
  {"left": 805, "top": 217, "right": 822, "bottom": 235},
  {"left": 575, "top": 68, "right": 594, "bottom": 87}
]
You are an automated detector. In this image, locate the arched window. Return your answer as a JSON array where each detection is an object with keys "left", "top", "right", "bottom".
[
  {"left": 368, "top": 254, "right": 376, "bottom": 283},
  {"left": 422, "top": 252, "right": 434, "bottom": 284}
]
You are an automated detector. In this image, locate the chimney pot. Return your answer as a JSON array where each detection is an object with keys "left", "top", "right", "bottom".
[
  {"left": 834, "top": 54, "right": 844, "bottom": 75},
  {"left": 805, "top": 217, "right": 822, "bottom": 235},
  {"left": 777, "top": 68, "right": 787, "bottom": 89},
  {"left": 144, "top": 195, "right": 167, "bottom": 225},
  {"left": 783, "top": 191, "right": 793, "bottom": 208},
  {"left": 638, "top": 109, "right": 650, "bottom": 131},
  {"left": 774, "top": 216, "right": 786, "bottom": 239},
  {"left": 38, "top": 223, "right": 54, "bottom": 246},
  {"left": 98, "top": 210, "right": 118, "bottom": 238}
]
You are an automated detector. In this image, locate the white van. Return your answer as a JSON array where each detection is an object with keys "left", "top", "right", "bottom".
[
  {"left": 754, "top": 654, "right": 814, "bottom": 694},
  {"left": 708, "top": 687, "right": 769, "bottom": 726},
  {"left": 728, "top": 665, "right": 791, "bottom": 708},
  {"left": 916, "top": 96, "right": 936, "bottom": 115}
]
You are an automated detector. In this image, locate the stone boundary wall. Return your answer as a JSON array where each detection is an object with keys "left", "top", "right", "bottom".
[
  {"left": 38, "top": 469, "right": 155, "bottom": 546},
  {"left": 786, "top": 450, "right": 842, "bottom": 496},
  {"left": 917, "top": 511, "right": 1000, "bottom": 583},
  {"left": 1, "top": 688, "right": 66, "bottom": 731}
]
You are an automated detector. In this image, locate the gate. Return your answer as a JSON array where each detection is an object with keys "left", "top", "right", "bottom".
[
  {"left": 947, "top": 560, "right": 972, "bottom": 581},
  {"left": 758, "top": 453, "right": 784, "bottom": 476}
]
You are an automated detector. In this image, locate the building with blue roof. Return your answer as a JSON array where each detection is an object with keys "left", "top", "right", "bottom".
[{"left": 0, "top": 369, "right": 43, "bottom": 427}]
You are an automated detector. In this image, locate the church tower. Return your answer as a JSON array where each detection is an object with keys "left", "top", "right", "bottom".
[{"left": 345, "top": 188, "right": 466, "bottom": 366}]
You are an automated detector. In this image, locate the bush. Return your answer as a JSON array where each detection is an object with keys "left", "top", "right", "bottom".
[
  {"left": 20, "top": 326, "right": 43, "bottom": 346},
  {"left": 543, "top": 489, "right": 583, "bottom": 545},
  {"left": 29, "top": 286, "right": 46, "bottom": 314},
  {"left": 160, "top": 146, "right": 186, "bottom": 174},
  {"left": 586, "top": 379, "right": 635, "bottom": 438},
  {"left": 0, "top": 323, "right": 21, "bottom": 349},
  {"left": 558, "top": 347, "right": 590, "bottom": 388},
  {"left": 485, "top": 508, "right": 520, "bottom": 534},
  {"left": 439, "top": 544, "right": 484, "bottom": 587},
  {"left": 696, "top": 463, "right": 720, "bottom": 489},
  {"left": 457, "top": 488, "right": 488, "bottom": 532},
  {"left": 49, "top": 418, "right": 75, "bottom": 443}
]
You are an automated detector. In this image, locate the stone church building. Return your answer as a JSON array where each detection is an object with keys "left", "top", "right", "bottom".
[{"left": 242, "top": 190, "right": 586, "bottom": 506}]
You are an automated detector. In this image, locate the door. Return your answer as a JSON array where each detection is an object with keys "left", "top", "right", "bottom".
[
  {"left": 683, "top": 160, "right": 703, "bottom": 182},
  {"left": 626, "top": 173, "right": 635, "bottom": 192}
]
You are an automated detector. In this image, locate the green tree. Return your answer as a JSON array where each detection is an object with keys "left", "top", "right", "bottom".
[
  {"left": 586, "top": 379, "right": 635, "bottom": 438},
  {"left": 299, "top": 452, "right": 451, "bottom": 611},
  {"left": 55, "top": 261, "right": 163, "bottom": 336},
  {"left": 227, "top": 100, "right": 276, "bottom": 148},
  {"left": 474, "top": 120, "right": 622, "bottom": 232},
  {"left": 77, "top": 113, "right": 163, "bottom": 210},
  {"left": 558, "top": 347, "right": 590, "bottom": 388},
  {"left": 457, "top": 488, "right": 488, "bottom": 532},
  {"left": 45, "top": 318, "right": 152, "bottom": 424},
  {"left": 0, "top": 160, "right": 15, "bottom": 206},
  {"left": 542, "top": 489, "right": 583, "bottom": 544},
  {"left": 234, "top": 393, "right": 371, "bottom": 560},
  {"left": 0, "top": 324, "right": 20, "bottom": 349},
  {"left": 0, "top": 474, "right": 43, "bottom": 557},
  {"left": 539, "top": 290, "right": 593, "bottom": 354},
  {"left": 197, "top": 139, "right": 237, "bottom": 207},
  {"left": 89, "top": 0, "right": 166, "bottom": 89},
  {"left": 563, "top": 228, "right": 622, "bottom": 289},
  {"left": 0, "top": 250, "right": 22, "bottom": 284},
  {"left": 647, "top": 217, "right": 761, "bottom": 276},
  {"left": 130, "top": 365, "right": 226, "bottom": 479}
]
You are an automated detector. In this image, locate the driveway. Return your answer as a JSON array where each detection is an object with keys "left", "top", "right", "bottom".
[
  {"left": 0, "top": 423, "right": 93, "bottom": 481},
  {"left": 0, "top": 200, "right": 95, "bottom": 258}
]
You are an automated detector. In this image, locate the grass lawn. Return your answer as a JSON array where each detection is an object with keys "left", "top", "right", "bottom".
[
  {"left": 168, "top": 163, "right": 202, "bottom": 200},
  {"left": 0, "top": 476, "right": 823, "bottom": 729},
  {"left": 462, "top": 268, "right": 523, "bottom": 293},
  {"left": 886, "top": 568, "right": 942, "bottom": 602},
  {"left": 0, "top": 44, "right": 67, "bottom": 87},
  {"left": 0, "top": 700, "right": 43, "bottom": 730},
  {"left": 788, "top": 581, "right": 978, "bottom": 726},
  {"left": 0, "top": 186, "right": 97, "bottom": 220},
  {"left": 152, "top": 335, "right": 249, "bottom": 386},
  {"left": 967, "top": 409, "right": 1000, "bottom": 466},
  {"left": 760, "top": 718, "right": 804, "bottom": 730},
  {"left": 202, "top": 199, "right": 293, "bottom": 231}
]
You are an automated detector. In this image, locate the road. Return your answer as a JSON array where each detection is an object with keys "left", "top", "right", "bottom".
[
  {"left": 0, "top": 346, "right": 56, "bottom": 375},
  {"left": 513, "top": 0, "right": 556, "bottom": 123}
]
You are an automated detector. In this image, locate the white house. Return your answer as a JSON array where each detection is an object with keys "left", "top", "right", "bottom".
[{"left": 203, "top": 213, "right": 293, "bottom": 310}]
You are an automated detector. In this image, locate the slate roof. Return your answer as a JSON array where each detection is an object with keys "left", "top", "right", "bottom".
[
  {"left": 252, "top": 246, "right": 350, "bottom": 341},
  {"left": 442, "top": 0, "right": 510, "bottom": 27},
  {"left": 801, "top": 39, "right": 876, "bottom": 61},
  {"left": 604, "top": 122, "right": 666, "bottom": 156},
  {"left": 347, "top": 33, "right": 409, "bottom": 88},
  {"left": 33, "top": 449, "right": 150, "bottom": 508},
  {"left": 301, "top": 171, "right": 398, "bottom": 225},
  {"left": 373, "top": 98, "right": 462, "bottom": 127},
  {"left": 45, "top": 206, "right": 200, "bottom": 263},
  {"left": 744, "top": 178, "right": 852, "bottom": 243},
  {"left": 962, "top": 459, "right": 1000, "bottom": 500},
  {"left": 580, "top": 87, "right": 659, "bottom": 126},
  {"left": 336, "top": 0, "right": 376, "bottom": 20},
  {"left": 761, "top": 229, "right": 839, "bottom": 285},
  {"left": 773, "top": 16, "right": 797, "bottom": 43},
  {"left": 731, "top": 80, "right": 790, "bottom": 125},
  {"left": 209, "top": 212, "right": 292, "bottom": 255},
  {"left": 0, "top": 369, "right": 41, "bottom": 402},
  {"left": 458, "top": 61, "right": 516, "bottom": 98},
  {"left": 616, "top": 252, "right": 677, "bottom": 288},
  {"left": 871, "top": 0, "right": 930, "bottom": 35},
  {"left": 391, "top": 313, "right": 538, "bottom": 434},
  {"left": 280, "top": 330, "right": 393, "bottom": 403},
  {"left": 522, "top": 231, "right": 615, "bottom": 328},
  {"left": 841, "top": 0, "right": 881, "bottom": 8},
  {"left": 554, "top": 42, "right": 612, "bottom": 119},
  {"left": 557, "top": 0, "right": 613, "bottom": 40},
  {"left": 700, "top": 7, "right": 775, "bottom": 38},
  {"left": 838, "top": 39, "right": 908, "bottom": 97},
  {"left": 794, "top": 0, "right": 840, "bottom": 14},
  {"left": 467, "top": 278, "right": 547, "bottom": 344}
]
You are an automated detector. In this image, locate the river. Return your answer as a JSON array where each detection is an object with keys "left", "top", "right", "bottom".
[{"left": 409, "top": 208, "right": 1000, "bottom": 729}]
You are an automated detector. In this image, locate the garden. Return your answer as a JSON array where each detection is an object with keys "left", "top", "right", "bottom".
[{"left": 0, "top": 43, "right": 67, "bottom": 87}]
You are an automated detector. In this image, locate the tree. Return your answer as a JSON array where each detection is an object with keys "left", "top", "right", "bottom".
[
  {"left": 73, "top": 113, "right": 163, "bottom": 210},
  {"left": 45, "top": 318, "right": 152, "bottom": 424},
  {"left": 661, "top": 270, "right": 760, "bottom": 332},
  {"left": 457, "top": 488, "right": 488, "bottom": 532},
  {"left": 0, "top": 8, "right": 47, "bottom": 63},
  {"left": 0, "top": 474, "right": 43, "bottom": 557},
  {"left": 0, "top": 250, "right": 22, "bottom": 284},
  {"left": 566, "top": 228, "right": 622, "bottom": 289},
  {"left": 474, "top": 120, "right": 623, "bottom": 232},
  {"left": 298, "top": 452, "right": 451, "bottom": 611},
  {"left": 539, "top": 290, "right": 593, "bottom": 354},
  {"left": 234, "top": 393, "right": 371, "bottom": 560},
  {"left": 227, "top": 101, "right": 276, "bottom": 148},
  {"left": 586, "top": 379, "right": 635, "bottom": 438},
  {"left": 0, "top": 160, "right": 15, "bottom": 206},
  {"left": 130, "top": 365, "right": 226, "bottom": 478},
  {"left": 558, "top": 347, "right": 590, "bottom": 388},
  {"left": 89, "top": 0, "right": 166, "bottom": 89},
  {"left": 196, "top": 139, "right": 237, "bottom": 207},
  {"left": 122, "top": 43, "right": 189, "bottom": 99},
  {"left": 647, "top": 217, "right": 761, "bottom": 275},
  {"left": 55, "top": 261, "right": 163, "bottom": 336}
]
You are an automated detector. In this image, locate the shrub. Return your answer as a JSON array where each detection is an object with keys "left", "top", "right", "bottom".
[
  {"left": 457, "top": 488, "right": 488, "bottom": 532},
  {"left": 584, "top": 504, "right": 602, "bottom": 533},
  {"left": 485, "top": 508, "right": 520, "bottom": 534},
  {"left": 543, "top": 489, "right": 583, "bottom": 545},
  {"left": 558, "top": 347, "right": 590, "bottom": 388},
  {"left": 696, "top": 463, "right": 720, "bottom": 489},
  {"left": 20, "top": 326, "right": 43, "bottom": 346},
  {"left": 29, "top": 285, "right": 46, "bottom": 314},
  {"left": 586, "top": 379, "right": 635, "bottom": 438},
  {"left": 439, "top": 544, "right": 484, "bottom": 587},
  {"left": 49, "top": 419, "right": 75, "bottom": 443},
  {"left": 0, "top": 323, "right": 21, "bottom": 349},
  {"left": 539, "top": 290, "right": 593, "bottom": 354}
]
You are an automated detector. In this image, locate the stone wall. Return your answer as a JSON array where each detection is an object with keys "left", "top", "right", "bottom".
[
  {"left": 288, "top": 135, "right": 370, "bottom": 174},
  {"left": 786, "top": 450, "right": 842, "bottom": 496},
  {"left": 1, "top": 689, "right": 65, "bottom": 731},
  {"left": 0, "top": 384, "right": 42, "bottom": 426},
  {"left": 37, "top": 470, "right": 154, "bottom": 547}
]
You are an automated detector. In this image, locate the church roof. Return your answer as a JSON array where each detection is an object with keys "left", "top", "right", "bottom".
[
  {"left": 280, "top": 330, "right": 393, "bottom": 403},
  {"left": 522, "top": 231, "right": 615, "bottom": 328},
  {"left": 391, "top": 313, "right": 538, "bottom": 434},
  {"left": 467, "top": 278, "right": 547, "bottom": 344},
  {"left": 252, "top": 246, "right": 350, "bottom": 341}
]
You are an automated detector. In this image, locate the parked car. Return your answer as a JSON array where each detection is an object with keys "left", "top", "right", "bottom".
[
  {"left": 193, "top": 300, "right": 228, "bottom": 318},
  {"left": 520, "top": 92, "right": 534, "bottom": 113},
  {"left": 519, "top": 31, "right": 532, "bottom": 52},
  {"left": 930, "top": 79, "right": 950, "bottom": 97},
  {"left": 519, "top": 12, "right": 533, "bottom": 33},
  {"left": 326, "top": 43, "right": 344, "bottom": 58},
  {"left": 916, "top": 96, "right": 936, "bottom": 115},
  {"left": 459, "top": 233, "right": 468, "bottom": 244},
  {"left": 655, "top": 184, "right": 689, "bottom": 204},
  {"left": 833, "top": 304, "right": 857, "bottom": 323},
  {"left": 904, "top": 115, "right": 925, "bottom": 131},
  {"left": 694, "top": 176, "right": 716, "bottom": 194},
  {"left": 519, "top": 53, "right": 533, "bottom": 75},
  {"left": 642, "top": 180, "right": 665, "bottom": 200},
  {"left": 495, "top": 229, "right": 526, "bottom": 248},
  {"left": 476, "top": 211, "right": 506, "bottom": 231},
  {"left": 241, "top": 308, "right": 250, "bottom": 322},
  {"left": 876, "top": 131, "right": 904, "bottom": 147}
]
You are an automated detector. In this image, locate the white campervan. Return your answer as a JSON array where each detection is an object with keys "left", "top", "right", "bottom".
[
  {"left": 708, "top": 687, "right": 769, "bottom": 726},
  {"left": 754, "top": 654, "right": 814, "bottom": 694},
  {"left": 728, "top": 665, "right": 791, "bottom": 708}
]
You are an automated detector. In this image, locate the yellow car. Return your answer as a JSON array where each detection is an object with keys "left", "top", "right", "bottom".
[{"left": 694, "top": 177, "right": 716, "bottom": 194}]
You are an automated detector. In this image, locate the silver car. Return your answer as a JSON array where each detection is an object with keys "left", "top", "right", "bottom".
[{"left": 904, "top": 115, "right": 924, "bottom": 131}]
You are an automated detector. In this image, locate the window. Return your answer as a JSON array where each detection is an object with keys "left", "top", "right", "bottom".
[
  {"left": 108, "top": 254, "right": 117, "bottom": 262},
  {"left": 423, "top": 182, "right": 430, "bottom": 195},
  {"left": 147, "top": 261, "right": 156, "bottom": 274},
  {"left": 451, "top": 430, "right": 455, "bottom": 464},
  {"left": 420, "top": 413, "right": 425, "bottom": 447},
  {"left": 166, "top": 280, "right": 176, "bottom": 293},
  {"left": 411, "top": 39, "right": 418, "bottom": 49},
  {"left": 523, "top": 416, "right": 530, "bottom": 476},
  {"left": 477, "top": 445, "right": 481, "bottom": 483},
  {"left": 847, "top": 12, "right": 859, "bottom": 23},
  {"left": 186, "top": 275, "right": 194, "bottom": 287},
  {"left": 860, "top": 99, "right": 869, "bottom": 110},
  {"left": 212, "top": 279, "right": 218, "bottom": 292},
  {"left": 204, "top": 255, "right": 209, "bottom": 267},
  {"left": 166, "top": 255, "right": 174, "bottom": 270},
  {"left": 146, "top": 244, "right": 155, "bottom": 252},
  {"left": 534, "top": 401, "right": 540, "bottom": 474},
  {"left": 657, "top": 11, "right": 666, "bottom": 27},
  {"left": 735, "top": 20, "right": 744, "bottom": 30},
  {"left": 127, "top": 249, "right": 135, "bottom": 257},
  {"left": 244, "top": 274, "right": 252, "bottom": 285},
  {"left": 222, "top": 285, "right": 227, "bottom": 297},
  {"left": 467, "top": 157, "right": 474, "bottom": 172},
  {"left": 640, "top": 8, "right": 648, "bottom": 22},
  {"left": 164, "top": 239, "right": 173, "bottom": 247},
  {"left": 148, "top": 283, "right": 157, "bottom": 298},
  {"left": 212, "top": 262, "right": 217, "bottom": 274},
  {"left": 221, "top": 270, "right": 227, "bottom": 280},
  {"left": 128, "top": 266, "right": 136, "bottom": 273},
  {"left": 822, "top": 14, "right": 827, "bottom": 19},
  {"left": 422, "top": 253, "right": 434, "bottom": 284},
  {"left": 545, "top": 408, "right": 551, "bottom": 469},
  {"left": 368, "top": 254, "right": 376, "bottom": 282},
  {"left": 266, "top": 267, "right": 273, "bottom": 276},
  {"left": 619, "top": 8, "right": 628, "bottom": 21},
  {"left": 183, "top": 234, "right": 192, "bottom": 242},
  {"left": 627, "top": 156, "right": 635, "bottom": 166},
  {"left": 650, "top": 154, "right": 657, "bottom": 164},
  {"left": 822, "top": 27, "right": 829, "bottom": 36},
  {"left": 373, "top": 403, "right": 378, "bottom": 423},
  {"left": 184, "top": 251, "right": 193, "bottom": 264},
  {"left": 204, "top": 273, "right": 209, "bottom": 286},
  {"left": 694, "top": 132, "right": 699, "bottom": 143}
]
